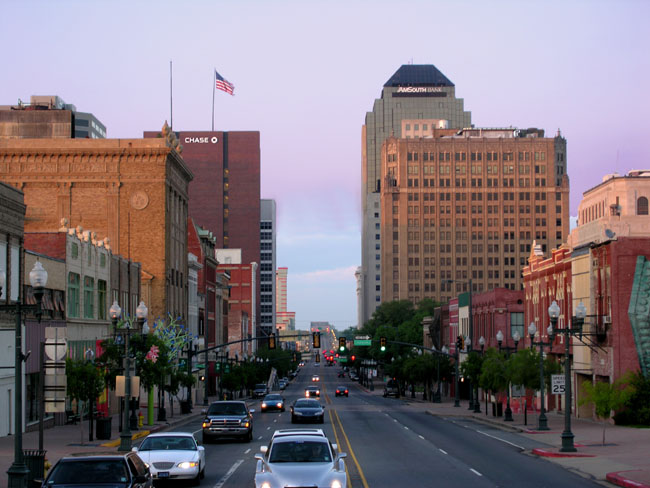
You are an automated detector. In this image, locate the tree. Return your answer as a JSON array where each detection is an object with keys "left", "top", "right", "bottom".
[
  {"left": 507, "top": 348, "right": 540, "bottom": 391},
  {"left": 613, "top": 370, "right": 650, "bottom": 426},
  {"left": 66, "top": 358, "right": 105, "bottom": 444},
  {"left": 579, "top": 374, "right": 635, "bottom": 445},
  {"left": 479, "top": 348, "right": 508, "bottom": 408}
]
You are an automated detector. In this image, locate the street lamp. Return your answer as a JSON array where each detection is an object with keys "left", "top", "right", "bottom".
[
  {"left": 548, "top": 300, "right": 586, "bottom": 452},
  {"left": 528, "top": 321, "right": 555, "bottom": 431},
  {"left": 2, "top": 260, "right": 48, "bottom": 488},
  {"left": 110, "top": 301, "right": 133, "bottom": 452},
  {"left": 497, "top": 329, "right": 520, "bottom": 422}
]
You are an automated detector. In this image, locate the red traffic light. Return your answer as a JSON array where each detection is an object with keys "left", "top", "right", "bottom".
[{"left": 351, "top": 355, "right": 356, "bottom": 361}]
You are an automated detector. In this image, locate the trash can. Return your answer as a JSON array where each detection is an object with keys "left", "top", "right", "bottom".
[
  {"left": 180, "top": 400, "right": 191, "bottom": 414},
  {"left": 23, "top": 449, "right": 46, "bottom": 486},
  {"left": 96, "top": 417, "right": 112, "bottom": 440}
]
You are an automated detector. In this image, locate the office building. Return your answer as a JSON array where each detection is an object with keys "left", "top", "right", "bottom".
[
  {"left": 0, "top": 95, "right": 106, "bottom": 139},
  {"left": 380, "top": 127, "right": 569, "bottom": 305},
  {"left": 361, "top": 64, "right": 472, "bottom": 325},
  {"left": 260, "top": 199, "right": 276, "bottom": 336}
]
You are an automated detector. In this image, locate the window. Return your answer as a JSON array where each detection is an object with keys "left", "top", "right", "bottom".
[
  {"left": 71, "top": 242, "right": 79, "bottom": 259},
  {"left": 68, "top": 272, "right": 80, "bottom": 318},
  {"left": 100, "top": 253, "right": 106, "bottom": 268},
  {"left": 84, "top": 277, "right": 94, "bottom": 318},
  {"left": 97, "top": 280, "right": 106, "bottom": 320},
  {"left": 510, "top": 312, "right": 524, "bottom": 340},
  {"left": 637, "top": 197, "right": 649, "bottom": 215}
]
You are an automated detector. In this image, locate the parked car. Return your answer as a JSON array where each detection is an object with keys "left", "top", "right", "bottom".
[
  {"left": 202, "top": 401, "right": 255, "bottom": 443},
  {"left": 133, "top": 432, "right": 205, "bottom": 484},
  {"left": 291, "top": 398, "right": 325, "bottom": 424},
  {"left": 253, "top": 383, "right": 269, "bottom": 399},
  {"left": 335, "top": 386, "right": 349, "bottom": 397},
  {"left": 254, "top": 430, "right": 346, "bottom": 488},
  {"left": 261, "top": 393, "right": 286, "bottom": 412},
  {"left": 42, "top": 451, "right": 152, "bottom": 487}
]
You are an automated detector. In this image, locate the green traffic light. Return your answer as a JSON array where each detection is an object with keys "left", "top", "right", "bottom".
[
  {"left": 380, "top": 346, "right": 386, "bottom": 352},
  {"left": 339, "top": 346, "right": 344, "bottom": 352}
]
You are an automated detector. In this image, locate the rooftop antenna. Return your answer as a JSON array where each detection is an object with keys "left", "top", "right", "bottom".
[{"left": 170, "top": 60, "right": 173, "bottom": 130}]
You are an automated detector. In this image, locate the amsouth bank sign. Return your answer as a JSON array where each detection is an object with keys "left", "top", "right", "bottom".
[
  {"left": 184, "top": 136, "right": 219, "bottom": 144},
  {"left": 393, "top": 86, "right": 447, "bottom": 98}
]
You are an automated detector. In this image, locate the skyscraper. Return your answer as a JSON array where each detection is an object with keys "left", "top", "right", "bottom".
[
  {"left": 260, "top": 199, "right": 277, "bottom": 335},
  {"left": 361, "top": 65, "right": 472, "bottom": 324}
]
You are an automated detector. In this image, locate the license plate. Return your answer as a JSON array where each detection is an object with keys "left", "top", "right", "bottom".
[{"left": 158, "top": 472, "right": 170, "bottom": 478}]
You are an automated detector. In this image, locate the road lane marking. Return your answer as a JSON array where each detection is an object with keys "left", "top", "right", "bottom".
[
  {"left": 404, "top": 426, "right": 409, "bottom": 430},
  {"left": 328, "top": 410, "right": 351, "bottom": 487},
  {"left": 418, "top": 435, "right": 425, "bottom": 440},
  {"left": 267, "top": 426, "right": 271, "bottom": 430},
  {"left": 193, "top": 429, "right": 202, "bottom": 435},
  {"left": 213, "top": 459, "right": 243, "bottom": 488},
  {"left": 257, "top": 436, "right": 263, "bottom": 440},
  {"left": 332, "top": 409, "right": 370, "bottom": 488},
  {"left": 476, "top": 430, "right": 524, "bottom": 450},
  {"left": 244, "top": 448, "right": 251, "bottom": 454},
  {"left": 470, "top": 468, "right": 483, "bottom": 477},
  {"left": 439, "top": 449, "right": 448, "bottom": 454}
]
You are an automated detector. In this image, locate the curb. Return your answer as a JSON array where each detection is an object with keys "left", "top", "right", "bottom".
[
  {"left": 100, "top": 429, "right": 151, "bottom": 448},
  {"left": 606, "top": 471, "right": 650, "bottom": 488},
  {"left": 532, "top": 448, "right": 596, "bottom": 458}
]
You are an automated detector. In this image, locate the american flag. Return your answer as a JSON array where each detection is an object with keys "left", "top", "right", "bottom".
[{"left": 215, "top": 70, "right": 235, "bottom": 95}]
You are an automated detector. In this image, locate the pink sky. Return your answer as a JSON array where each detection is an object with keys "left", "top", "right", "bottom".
[{"left": 2, "top": 0, "right": 649, "bottom": 330}]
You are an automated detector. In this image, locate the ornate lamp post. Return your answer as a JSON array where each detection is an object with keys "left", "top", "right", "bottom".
[
  {"left": 528, "top": 320, "right": 555, "bottom": 431},
  {"left": 473, "top": 336, "right": 485, "bottom": 413},
  {"left": 2, "top": 261, "right": 48, "bottom": 488},
  {"left": 548, "top": 300, "right": 586, "bottom": 452},
  {"left": 110, "top": 301, "right": 133, "bottom": 452},
  {"left": 496, "top": 329, "right": 520, "bottom": 421}
]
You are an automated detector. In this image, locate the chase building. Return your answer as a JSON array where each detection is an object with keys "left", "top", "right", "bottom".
[{"left": 361, "top": 65, "right": 472, "bottom": 324}]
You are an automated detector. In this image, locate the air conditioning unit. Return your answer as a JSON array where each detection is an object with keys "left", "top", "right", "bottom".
[{"left": 603, "top": 315, "right": 612, "bottom": 324}]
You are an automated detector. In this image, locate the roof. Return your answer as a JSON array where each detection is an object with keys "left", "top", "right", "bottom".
[
  {"left": 272, "top": 429, "right": 326, "bottom": 439},
  {"left": 384, "top": 64, "right": 454, "bottom": 87}
]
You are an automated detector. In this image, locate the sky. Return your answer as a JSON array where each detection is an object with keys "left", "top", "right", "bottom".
[{"left": 3, "top": 0, "right": 649, "bottom": 331}]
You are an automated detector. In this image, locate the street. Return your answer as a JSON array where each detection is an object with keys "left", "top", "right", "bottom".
[{"left": 162, "top": 363, "right": 602, "bottom": 488}]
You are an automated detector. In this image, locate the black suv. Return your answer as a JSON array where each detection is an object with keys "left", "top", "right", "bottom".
[
  {"left": 253, "top": 383, "right": 269, "bottom": 399},
  {"left": 202, "top": 400, "right": 255, "bottom": 442},
  {"left": 42, "top": 451, "right": 152, "bottom": 487}
]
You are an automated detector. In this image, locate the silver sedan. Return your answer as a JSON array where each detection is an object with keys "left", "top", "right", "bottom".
[{"left": 255, "top": 433, "right": 347, "bottom": 488}]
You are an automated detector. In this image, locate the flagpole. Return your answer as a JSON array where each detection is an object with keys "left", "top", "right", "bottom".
[
  {"left": 212, "top": 69, "right": 215, "bottom": 132},
  {"left": 170, "top": 60, "right": 173, "bottom": 130}
]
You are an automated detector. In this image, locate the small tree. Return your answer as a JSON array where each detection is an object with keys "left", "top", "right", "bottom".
[
  {"left": 66, "top": 358, "right": 105, "bottom": 444},
  {"left": 479, "top": 348, "right": 508, "bottom": 411},
  {"left": 579, "top": 373, "right": 635, "bottom": 445}
]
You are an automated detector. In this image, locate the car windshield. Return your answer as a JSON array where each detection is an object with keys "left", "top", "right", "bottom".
[
  {"left": 255, "top": 384, "right": 266, "bottom": 389},
  {"left": 296, "top": 400, "right": 320, "bottom": 408},
  {"left": 264, "top": 395, "right": 282, "bottom": 401},
  {"left": 140, "top": 436, "right": 196, "bottom": 451},
  {"left": 208, "top": 403, "right": 247, "bottom": 415},
  {"left": 269, "top": 440, "right": 331, "bottom": 463},
  {"left": 48, "top": 459, "right": 129, "bottom": 484},
  {"left": 337, "top": 386, "right": 347, "bottom": 390}
]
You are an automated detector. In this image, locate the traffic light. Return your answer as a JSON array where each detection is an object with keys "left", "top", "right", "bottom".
[
  {"left": 350, "top": 355, "right": 356, "bottom": 362},
  {"left": 293, "top": 352, "right": 297, "bottom": 362},
  {"left": 269, "top": 334, "right": 276, "bottom": 350},
  {"left": 456, "top": 335, "right": 464, "bottom": 351},
  {"left": 339, "top": 337, "right": 346, "bottom": 351},
  {"left": 380, "top": 337, "right": 387, "bottom": 351},
  {"left": 315, "top": 353, "right": 321, "bottom": 363},
  {"left": 312, "top": 332, "right": 321, "bottom": 349}
]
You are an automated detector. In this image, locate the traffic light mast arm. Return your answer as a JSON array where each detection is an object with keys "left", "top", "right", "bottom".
[{"left": 381, "top": 339, "right": 454, "bottom": 358}]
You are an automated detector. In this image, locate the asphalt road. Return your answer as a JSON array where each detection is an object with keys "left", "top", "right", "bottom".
[{"left": 152, "top": 361, "right": 604, "bottom": 488}]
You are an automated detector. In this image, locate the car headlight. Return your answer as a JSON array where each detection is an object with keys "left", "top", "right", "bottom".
[
  {"left": 261, "top": 483, "right": 271, "bottom": 488},
  {"left": 331, "top": 480, "right": 342, "bottom": 488},
  {"left": 243, "top": 421, "right": 250, "bottom": 427},
  {"left": 261, "top": 403, "right": 267, "bottom": 408},
  {"left": 276, "top": 403, "right": 282, "bottom": 408},
  {"left": 294, "top": 411, "right": 303, "bottom": 416},
  {"left": 202, "top": 421, "right": 209, "bottom": 428},
  {"left": 178, "top": 461, "right": 198, "bottom": 469}
]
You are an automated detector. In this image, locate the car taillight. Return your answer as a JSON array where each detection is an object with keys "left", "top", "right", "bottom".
[{"left": 345, "top": 390, "right": 348, "bottom": 394}]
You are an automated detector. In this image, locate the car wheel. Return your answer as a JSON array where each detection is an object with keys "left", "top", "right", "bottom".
[
  {"left": 246, "top": 430, "right": 253, "bottom": 442},
  {"left": 200, "top": 466, "right": 205, "bottom": 479},
  {"left": 202, "top": 433, "right": 211, "bottom": 444},
  {"left": 291, "top": 415, "right": 296, "bottom": 423},
  {"left": 319, "top": 416, "right": 324, "bottom": 424}
]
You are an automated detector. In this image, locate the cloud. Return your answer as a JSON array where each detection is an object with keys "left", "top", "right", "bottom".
[{"left": 292, "top": 265, "right": 358, "bottom": 283}]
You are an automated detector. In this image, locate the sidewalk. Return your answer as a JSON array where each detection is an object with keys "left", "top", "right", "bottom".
[
  {"left": 0, "top": 400, "right": 212, "bottom": 487},
  {"left": 359, "top": 379, "right": 650, "bottom": 488}
]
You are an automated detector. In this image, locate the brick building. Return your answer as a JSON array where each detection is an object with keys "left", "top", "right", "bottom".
[
  {"left": 144, "top": 130, "right": 261, "bottom": 334},
  {"left": 0, "top": 131, "right": 192, "bottom": 321},
  {"left": 380, "top": 127, "right": 569, "bottom": 307}
]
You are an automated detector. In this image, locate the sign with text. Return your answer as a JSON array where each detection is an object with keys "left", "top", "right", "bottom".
[
  {"left": 354, "top": 339, "right": 372, "bottom": 346},
  {"left": 551, "top": 375, "right": 565, "bottom": 394}
]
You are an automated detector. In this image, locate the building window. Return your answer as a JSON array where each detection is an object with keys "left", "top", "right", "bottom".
[
  {"left": 97, "top": 279, "right": 106, "bottom": 320},
  {"left": 637, "top": 197, "right": 649, "bottom": 215},
  {"left": 84, "top": 276, "right": 94, "bottom": 318},
  {"left": 68, "top": 272, "right": 80, "bottom": 318},
  {"left": 100, "top": 253, "right": 106, "bottom": 267},
  {"left": 71, "top": 242, "right": 79, "bottom": 259}
]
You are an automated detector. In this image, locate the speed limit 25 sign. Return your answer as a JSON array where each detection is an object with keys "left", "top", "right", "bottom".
[{"left": 551, "top": 374, "right": 565, "bottom": 394}]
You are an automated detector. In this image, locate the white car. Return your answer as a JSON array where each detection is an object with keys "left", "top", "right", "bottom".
[
  {"left": 133, "top": 432, "right": 205, "bottom": 485},
  {"left": 255, "top": 431, "right": 347, "bottom": 488}
]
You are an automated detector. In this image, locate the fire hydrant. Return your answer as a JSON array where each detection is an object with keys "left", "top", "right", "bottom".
[{"left": 138, "top": 411, "right": 144, "bottom": 428}]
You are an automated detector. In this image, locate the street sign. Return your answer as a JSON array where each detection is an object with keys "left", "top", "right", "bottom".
[
  {"left": 354, "top": 339, "right": 372, "bottom": 346},
  {"left": 338, "top": 357, "right": 348, "bottom": 363},
  {"left": 551, "top": 374, "right": 565, "bottom": 394},
  {"left": 355, "top": 335, "right": 370, "bottom": 340}
]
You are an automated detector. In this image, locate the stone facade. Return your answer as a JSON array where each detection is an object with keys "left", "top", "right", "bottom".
[{"left": 0, "top": 136, "right": 192, "bottom": 322}]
